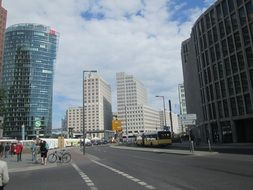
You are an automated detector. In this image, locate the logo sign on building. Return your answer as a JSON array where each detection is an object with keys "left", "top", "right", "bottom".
[
  {"left": 34, "top": 117, "right": 42, "bottom": 129},
  {"left": 180, "top": 114, "right": 197, "bottom": 125}
]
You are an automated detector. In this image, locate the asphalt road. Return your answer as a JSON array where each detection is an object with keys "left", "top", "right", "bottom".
[{"left": 7, "top": 145, "right": 253, "bottom": 190}]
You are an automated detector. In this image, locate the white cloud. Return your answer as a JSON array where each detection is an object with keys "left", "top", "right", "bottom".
[{"left": 3, "top": 0, "right": 207, "bottom": 128}]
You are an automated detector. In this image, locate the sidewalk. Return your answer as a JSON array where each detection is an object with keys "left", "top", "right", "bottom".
[
  {"left": 112, "top": 145, "right": 218, "bottom": 156},
  {"left": 170, "top": 142, "right": 253, "bottom": 154},
  {"left": 2, "top": 152, "right": 57, "bottom": 173}
]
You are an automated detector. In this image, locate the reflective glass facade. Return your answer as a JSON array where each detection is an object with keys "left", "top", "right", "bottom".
[
  {"left": 2, "top": 23, "right": 59, "bottom": 139},
  {"left": 182, "top": 0, "right": 253, "bottom": 143}
]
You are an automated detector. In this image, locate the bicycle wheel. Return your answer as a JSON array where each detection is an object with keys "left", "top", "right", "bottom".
[
  {"left": 62, "top": 153, "right": 71, "bottom": 163},
  {"left": 48, "top": 153, "right": 57, "bottom": 163}
]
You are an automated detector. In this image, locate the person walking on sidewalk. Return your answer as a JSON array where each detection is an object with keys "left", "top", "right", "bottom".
[
  {"left": 31, "top": 141, "right": 37, "bottom": 162},
  {"left": 0, "top": 151, "right": 9, "bottom": 190},
  {"left": 16, "top": 142, "right": 23, "bottom": 162},
  {"left": 4, "top": 143, "right": 10, "bottom": 159},
  {"left": 40, "top": 141, "right": 49, "bottom": 165}
]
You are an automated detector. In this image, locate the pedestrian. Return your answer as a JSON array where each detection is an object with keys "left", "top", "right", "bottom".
[
  {"left": 31, "top": 141, "right": 37, "bottom": 162},
  {"left": 4, "top": 143, "right": 10, "bottom": 159},
  {"left": 16, "top": 142, "right": 23, "bottom": 162},
  {"left": 0, "top": 147, "right": 9, "bottom": 190},
  {"left": 0, "top": 143, "right": 3, "bottom": 151},
  {"left": 10, "top": 143, "right": 16, "bottom": 157},
  {"left": 40, "top": 141, "right": 49, "bottom": 165}
]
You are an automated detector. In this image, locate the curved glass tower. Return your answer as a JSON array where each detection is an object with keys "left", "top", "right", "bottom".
[{"left": 2, "top": 23, "right": 59, "bottom": 139}]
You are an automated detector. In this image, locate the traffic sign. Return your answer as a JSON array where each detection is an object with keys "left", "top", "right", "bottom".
[
  {"left": 180, "top": 114, "right": 197, "bottom": 125},
  {"left": 181, "top": 120, "right": 196, "bottom": 125},
  {"left": 180, "top": 114, "right": 197, "bottom": 120}
]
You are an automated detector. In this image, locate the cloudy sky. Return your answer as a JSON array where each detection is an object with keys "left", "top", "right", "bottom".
[{"left": 3, "top": 0, "right": 215, "bottom": 129}]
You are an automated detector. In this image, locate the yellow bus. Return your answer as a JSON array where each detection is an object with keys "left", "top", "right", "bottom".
[{"left": 136, "top": 131, "right": 172, "bottom": 147}]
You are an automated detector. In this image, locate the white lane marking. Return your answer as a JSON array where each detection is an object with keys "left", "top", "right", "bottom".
[
  {"left": 71, "top": 163, "right": 98, "bottom": 190},
  {"left": 91, "top": 160, "right": 156, "bottom": 190}
]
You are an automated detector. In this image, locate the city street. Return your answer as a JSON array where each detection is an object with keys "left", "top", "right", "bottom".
[{"left": 6, "top": 145, "right": 253, "bottom": 190}]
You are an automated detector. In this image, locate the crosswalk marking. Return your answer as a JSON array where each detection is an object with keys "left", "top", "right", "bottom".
[
  {"left": 71, "top": 163, "right": 98, "bottom": 190},
  {"left": 91, "top": 159, "right": 156, "bottom": 190}
]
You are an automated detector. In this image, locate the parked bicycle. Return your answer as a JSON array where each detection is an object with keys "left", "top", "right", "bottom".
[{"left": 47, "top": 149, "right": 71, "bottom": 163}]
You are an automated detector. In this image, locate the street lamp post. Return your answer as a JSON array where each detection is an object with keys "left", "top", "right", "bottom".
[
  {"left": 21, "top": 124, "right": 25, "bottom": 140},
  {"left": 124, "top": 105, "right": 128, "bottom": 141},
  {"left": 168, "top": 100, "right": 174, "bottom": 138},
  {"left": 83, "top": 70, "right": 97, "bottom": 155},
  {"left": 156, "top": 95, "right": 167, "bottom": 129}
]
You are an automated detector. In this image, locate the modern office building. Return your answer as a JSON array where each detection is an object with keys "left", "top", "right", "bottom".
[
  {"left": 0, "top": 0, "right": 7, "bottom": 81},
  {"left": 116, "top": 72, "right": 161, "bottom": 135},
  {"left": 181, "top": 0, "right": 253, "bottom": 143},
  {"left": 125, "top": 105, "right": 160, "bottom": 135},
  {"left": 83, "top": 73, "right": 112, "bottom": 139},
  {"left": 2, "top": 23, "right": 59, "bottom": 139},
  {"left": 66, "top": 107, "right": 83, "bottom": 133},
  {"left": 158, "top": 110, "right": 180, "bottom": 134}
]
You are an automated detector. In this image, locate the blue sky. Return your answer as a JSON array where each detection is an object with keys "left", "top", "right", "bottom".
[{"left": 4, "top": 0, "right": 215, "bottom": 129}]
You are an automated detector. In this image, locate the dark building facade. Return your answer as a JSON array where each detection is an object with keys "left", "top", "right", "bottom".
[
  {"left": 0, "top": 0, "right": 7, "bottom": 81},
  {"left": 182, "top": 0, "right": 253, "bottom": 143},
  {"left": 2, "top": 24, "right": 59, "bottom": 139}
]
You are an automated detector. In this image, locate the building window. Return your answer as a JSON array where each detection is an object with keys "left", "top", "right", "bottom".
[
  {"left": 241, "top": 72, "right": 248, "bottom": 92},
  {"left": 230, "top": 97, "right": 237, "bottom": 116},
  {"left": 213, "top": 26, "right": 218, "bottom": 42},
  {"left": 205, "top": 14, "right": 211, "bottom": 29},
  {"left": 218, "top": 62, "right": 224, "bottom": 79},
  {"left": 250, "top": 69, "right": 253, "bottom": 89},
  {"left": 215, "top": 43, "right": 221, "bottom": 60},
  {"left": 224, "top": 58, "right": 231, "bottom": 75},
  {"left": 208, "top": 104, "right": 212, "bottom": 120},
  {"left": 246, "top": 2, "right": 253, "bottom": 22},
  {"left": 227, "top": 36, "right": 235, "bottom": 53},
  {"left": 225, "top": 18, "right": 232, "bottom": 35},
  {"left": 208, "top": 30, "right": 213, "bottom": 45},
  {"left": 237, "top": 51, "right": 245, "bottom": 70},
  {"left": 231, "top": 55, "right": 238, "bottom": 74},
  {"left": 239, "top": 7, "right": 247, "bottom": 26},
  {"left": 221, "top": 39, "right": 228, "bottom": 57},
  {"left": 220, "top": 80, "right": 226, "bottom": 97},
  {"left": 231, "top": 14, "right": 238, "bottom": 31},
  {"left": 237, "top": 95, "right": 245, "bottom": 115},
  {"left": 216, "top": 4, "right": 222, "bottom": 21},
  {"left": 233, "top": 75, "right": 241, "bottom": 94},
  {"left": 219, "top": 21, "right": 226, "bottom": 39},
  {"left": 218, "top": 101, "right": 223, "bottom": 118},
  {"left": 228, "top": 0, "right": 235, "bottom": 12},
  {"left": 223, "top": 99, "right": 229, "bottom": 117},
  {"left": 215, "top": 82, "right": 221, "bottom": 99},
  {"left": 210, "top": 46, "right": 215, "bottom": 62},
  {"left": 244, "top": 94, "right": 253, "bottom": 113},
  {"left": 234, "top": 32, "right": 241, "bottom": 50},
  {"left": 222, "top": 0, "right": 228, "bottom": 17},
  {"left": 246, "top": 47, "right": 253, "bottom": 68},
  {"left": 242, "top": 26, "right": 250, "bottom": 46},
  {"left": 213, "top": 64, "right": 218, "bottom": 80},
  {"left": 227, "top": 77, "right": 234, "bottom": 95}
]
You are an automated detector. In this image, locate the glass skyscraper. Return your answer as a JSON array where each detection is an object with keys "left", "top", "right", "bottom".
[{"left": 2, "top": 23, "right": 59, "bottom": 139}]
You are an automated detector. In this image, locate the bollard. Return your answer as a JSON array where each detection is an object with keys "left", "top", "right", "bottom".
[
  {"left": 208, "top": 139, "right": 212, "bottom": 152},
  {"left": 191, "top": 140, "right": 194, "bottom": 153}
]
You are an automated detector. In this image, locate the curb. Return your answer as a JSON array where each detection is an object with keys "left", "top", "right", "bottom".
[{"left": 111, "top": 145, "right": 218, "bottom": 156}]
